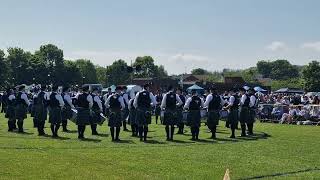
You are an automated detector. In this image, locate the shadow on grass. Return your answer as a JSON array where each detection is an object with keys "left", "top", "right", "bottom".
[
  {"left": 238, "top": 167, "right": 320, "bottom": 180},
  {"left": 170, "top": 139, "right": 195, "bottom": 144},
  {"left": 63, "top": 130, "right": 78, "bottom": 134},
  {"left": 12, "top": 131, "right": 34, "bottom": 135},
  {"left": 144, "top": 140, "right": 167, "bottom": 144},
  {"left": 113, "top": 140, "right": 134, "bottom": 144},
  {"left": 80, "top": 138, "right": 102, "bottom": 143},
  {"left": 94, "top": 133, "right": 109, "bottom": 137}
]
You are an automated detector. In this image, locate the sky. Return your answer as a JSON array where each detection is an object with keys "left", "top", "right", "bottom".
[{"left": 1, "top": 0, "right": 320, "bottom": 74}]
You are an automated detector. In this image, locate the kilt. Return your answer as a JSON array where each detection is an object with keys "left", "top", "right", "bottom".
[
  {"left": 62, "top": 106, "right": 72, "bottom": 120},
  {"left": 176, "top": 108, "right": 184, "bottom": 125},
  {"left": 121, "top": 108, "right": 129, "bottom": 122},
  {"left": 34, "top": 104, "right": 47, "bottom": 122},
  {"left": 239, "top": 107, "right": 249, "bottom": 124},
  {"left": 135, "top": 107, "right": 152, "bottom": 127},
  {"left": 49, "top": 107, "right": 62, "bottom": 124},
  {"left": 5, "top": 105, "right": 16, "bottom": 119},
  {"left": 108, "top": 109, "right": 122, "bottom": 127},
  {"left": 248, "top": 109, "right": 256, "bottom": 124},
  {"left": 228, "top": 109, "right": 239, "bottom": 127},
  {"left": 15, "top": 104, "right": 28, "bottom": 119},
  {"left": 187, "top": 110, "right": 201, "bottom": 128},
  {"left": 128, "top": 109, "right": 137, "bottom": 125},
  {"left": 76, "top": 108, "right": 91, "bottom": 126},
  {"left": 207, "top": 110, "right": 220, "bottom": 127},
  {"left": 163, "top": 109, "right": 177, "bottom": 125},
  {"left": 155, "top": 105, "right": 161, "bottom": 116}
]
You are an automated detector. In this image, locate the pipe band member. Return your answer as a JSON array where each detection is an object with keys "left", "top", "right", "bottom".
[
  {"left": 49, "top": 85, "right": 64, "bottom": 138},
  {"left": 161, "top": 86, "right": 183, "bottom": 141},
  {"left": 34, "top": 85, "right": 49, "bottom": 136},
  {"left": 133, "top": 84, "right": 157, "bottom": 142},
  {"left": 128, "top": 94, "right": 138, "bottom": 137},
  {"left": 239, "top": 87, "right": 250, "bottom": 137},
  {"left": 105, "top": 86, "right": 125, "bottom": 141},
  {"left": 184, "top": 90, "right": 204, "bottom": 141},
  {"left": 224, "top": 88, "right": 240, "bottom": 139},
  {"left": 90, "top": 87, "right": 103, "bottom": 135},
  {"left": 76, "top": 86, "right": 93, "bottom": 139},
  {"left": 204, "top": 86, "right": 226, "bottom": 139},
  {"left": 5, "top": 89, "right": 16, "bottom": 132},
  {"left": 62, "top": 86, "right": 75, "bottom": 132},
  {"left": 248, "top": 88, "right": 258, "bottom": 135},
  {"left": 121, "top": 86, "right": 130, "bottom": 131},
  {"left": 15, "top": 85, "right": 30, "bottom": 133}
]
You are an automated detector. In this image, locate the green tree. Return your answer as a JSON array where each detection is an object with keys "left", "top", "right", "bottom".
[
  {"left": 270, "top": 60, "right": 299, "bottom": 80},
  {"left": 302, "top": 61, "right": 320, "bottom": 91},
  {"left": 75, "top": 59, "right": 98, "bottom": 84},
  {"left": 0, "top": 50, "right": 9, "bottom": 88},
  {"left": 257, "top": 60, "right": 273, "bottom": 78},
  {"left": 242, "top": 67, "right": 259, "bottom": 83},
  {"left": 62, "top": 60, "right": 82, "bottom": 86},
  {"left": 105, "top": 59, "right": 130, "bottom": 86},
  {"left": 271, "top": 78, "right": 304, "bottom": 91},
  {"left": 7, "top": 47, "right": 32, "bottom": 85},
  {"left": 96, "top": 65, "right": 107, "bottom": 86},
  {"left": 191, "top": 68, "right": 209, "bottom": 75},
  {"left": 133, "top": 56, "right": 167, "bottom": 78}
]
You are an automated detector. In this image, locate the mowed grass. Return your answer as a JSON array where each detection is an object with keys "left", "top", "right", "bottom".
[{"left": 0, "top": 113, "right": 319, "bottom": 180}]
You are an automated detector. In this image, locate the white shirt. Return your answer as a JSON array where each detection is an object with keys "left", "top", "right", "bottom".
[
  {"left": 249, "top": 95, "right": 257, "bottom": 108},
  {"left": 184, "top": 96, "right": 204, "bottom": 109},
  {"left": 128, "top": 99, "right": 134, "bottom": 110},
  {"left": 160, "top": 91, "right": 183, "bottom": 109},
  {"left": 204, "top": 94, "right": 225, "bottom": 108},
  {"left": 105, "top": 93, "right": 125, "bottom": 109},
  {"left": 240, "top": 94, "right": 248, "bottom": 105},
  {"left": 63, "top": 93, "right": 75, "bottom": 108},
  {"left": 20, "top": 92, "right": 30, "bottom": 106},
  {"left": 133, "top": 90, "right": 157, "bottom": 108},
  {"left": 93, "top": 94, "right": 103, "bottom": 111},
  {"left": 8, "top": 94, "right": 15, "bottom": 101},
  {"left": 228, "top": 96, "right": 235, "bottom": 106},
  {"left": 122, "top": 93, "right": 130, "bottom": 106}
]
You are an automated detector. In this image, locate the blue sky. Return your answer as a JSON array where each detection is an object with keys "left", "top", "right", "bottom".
[{"left": 1, "top": 0, "right": 320, "bottom": 74}]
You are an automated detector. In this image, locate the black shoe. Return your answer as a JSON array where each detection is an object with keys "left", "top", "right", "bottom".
[
  {"left": 123, "top": 128, "right": 129, "bottom": 131},
  {"left": 8, "top": 129, "right": 13, "bottom": 132},
  {"left": 63, "top": 129, "right": 69, "bottom": 132},
  {"left": 92, "top": 131, "right": 99, "bottom": 135},
  {"left": 240, "top": 134, "right": 247, "bottom": 137},
  {"left": 230, "top": 135, "right": 236, "bottom": 138},
  {"left": 211, "top": 134, "right": 216, "bottom": 139}
]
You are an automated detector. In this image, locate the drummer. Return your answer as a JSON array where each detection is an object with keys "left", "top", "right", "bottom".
[
  {"left": 61, "top": 86, "right": 75, "bottom": 132},
  {"left": 176, "top": 88, "right": 186, "bottom": 134},
  {"left": 128, "top": 93, "right": 138, "bottom": 137},
  {"left": 184, "top": 90, "right": 204, "bottom": 141},
  {"left": 161, "top": 86, "right": 183, "bottom": 141},
  {"left": 90, "top": 87, "right": 103, "bottom": 135}
]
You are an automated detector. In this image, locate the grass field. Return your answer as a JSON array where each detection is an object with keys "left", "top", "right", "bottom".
[{"left": 0, "top": 113, "right": 319, "bottom": 180}]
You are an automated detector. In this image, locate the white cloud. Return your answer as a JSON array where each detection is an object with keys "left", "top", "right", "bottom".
[
  {"left": 266, "top": 41, "right": 288, "bottom": 51},
  {"left": 301, "top": 41, "right": 320, "bottom": 52}
]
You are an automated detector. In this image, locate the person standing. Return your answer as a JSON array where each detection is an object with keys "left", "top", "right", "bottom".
[
  {"left": 128, "top": 94, "right": 138, "bottom": 137},
  {"left": 176, "top": 88, "right": 186, "bottom": 134},
  {"left": 34, "top": 85, "right": 49, "bottom": 136},
  {"left": 133, "top": 84, "right": 157, "bottom": 142},
  {"left": 61, "top": 86, "right": 74, "bottom": 132},
  {"left": 239, "top": 87, "right": 250, "bottom": 137},
  {"left": 155, "top": 91, "right": 163, "bottom": 124},
  {"left": 161, "top": 86, "right": 183, "bottom": 141},
  {"left": 248, "top": 88, "right": 258, "bottom": 135},
  {"left": 15, "top": 85, "right": 30, "bottom": 133},
  {"left": 1, "top": 91, "right": 8, "bottom": 113},
  {"left": 103, "top": 88, "right": 113, "bottom": 117},
  {"left": 184, "top": 90, "right": 204, "bottom": 141},
  {"left": 48, "top": 85, "right": 64, "bottom": 137},
  {"left": 91, "top": 88, "right": 103, "bottom": 135},
  {"left": 76, "top": 86, "right": 93, "bottom": 139},
  {"left": 121, "top": 86, "right": 130, "bottom": 131},
  {"left": 224, "top": 88, "right": 240, "bottom": 138},
  {"left": 204, "top": 87, "right": 226, "bottom": 139},
  {"left": 105, "top": 86, "right": 125, "bottom": 141},
  {"left": 5, "top": 89, "right": 16, "bottom": 132}
]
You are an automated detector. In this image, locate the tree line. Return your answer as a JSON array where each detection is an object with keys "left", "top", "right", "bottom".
[
  {"left": 190, "top": 59, "right": 320, "bottom": 92},
  {"left": 0, "top": 44, "right": 168, "bottom": 89},
  {"left": 1, "top": 44, "right": 319, "bottom": 92}
]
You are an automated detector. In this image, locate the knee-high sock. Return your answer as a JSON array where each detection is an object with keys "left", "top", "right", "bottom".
[
  {"left": 123, "top": 121, "right": 127, "bottom": 130},
  {"left": 231, "top": 128, "right": 235, "bottom": 137},
  {"left": 110, "top": 127, "right": 115, "bottom": 140},
  {"left": 50, "top": 124, "right": 55, "bottom": 135},
  {"left": 139, "top": 127, "right": 143, "bottom": 140},
  {"left": 91, "top": 124, "right": 97, "bottom": 133},
  {"left": 143, "top": 126, "right": 148, "bottom": 141},
  {"left": 165, "top": 125, "right": 169, "bottom": 139},
  {"left": 17, "top": 119, "right": 23, "bottom": 132},
  {"left": 116, "top": 127, "right": 120, "bottom": 140},
  {"left": 241, "top": 123, "right": 246, "bottom": 135},
  {"left": 195, "top": 127, "right": 199, "bottom": 139},
  {"left": 81, "top": 125, "right": 86, "bottom": 137},
  {"left": 191, "top": 127, "right": 195, "bottom": 139},
  {"left": 170, "top": 126, "right": 175, "bottom": 140},
  {"left": 55, "top": 124, "right": 60, "bottom": 136}
]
